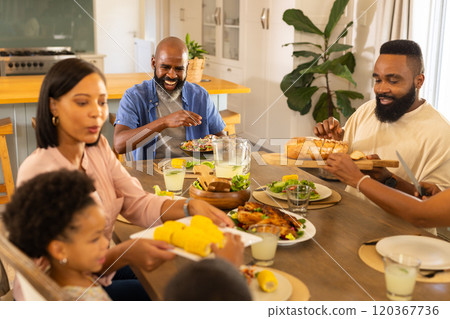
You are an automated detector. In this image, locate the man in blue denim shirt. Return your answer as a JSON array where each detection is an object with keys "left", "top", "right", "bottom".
[{"left": 114, "top": 37, "right": 226, "bottom": 160}]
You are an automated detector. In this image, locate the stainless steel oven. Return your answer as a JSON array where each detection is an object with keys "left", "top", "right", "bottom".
[{"left": 0, "top": 47, "right": 75, "bottom": 76}]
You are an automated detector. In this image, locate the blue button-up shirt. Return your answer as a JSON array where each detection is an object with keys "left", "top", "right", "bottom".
[{"left": 115, "top": 79, "right": 225, "bottom": 160}]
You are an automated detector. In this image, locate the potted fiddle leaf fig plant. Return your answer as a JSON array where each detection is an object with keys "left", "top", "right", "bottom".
[
  {"left": 280, "top": 0, "right": 364, "bottom": 123},
  {"left": 185, "top": 33, "right": 208, "bottom": 82}
]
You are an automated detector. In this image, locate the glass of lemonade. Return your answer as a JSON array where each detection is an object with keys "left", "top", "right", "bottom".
[
  {"left": 163, "top": 162, "right": 186, "bottom": 195},
  {"left": 212, "top": 137, "right": 251, "bottom": 178},
  {"left": 249, "top": 224, "right": 280, "bottom": 266},
  {"left": 383, "top": 253, "right": 421, "bottom": 301}
]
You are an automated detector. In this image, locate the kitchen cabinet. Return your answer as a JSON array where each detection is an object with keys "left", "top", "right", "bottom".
[
  {"left": 202, "top": 0, "right": 241, "bottom": 65},
  {"left": 169, "top": 0, "right": 202, "bottom": 42},
  {"left": 76, "top": 54, "right": 106, "bottom": 73}
]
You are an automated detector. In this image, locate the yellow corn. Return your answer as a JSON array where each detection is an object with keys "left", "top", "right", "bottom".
[
  {"left": 153, "top": 226, "right": 175, "bottom": 244},
  {"left": 184, "top": 236, "right": 212, "bottom": 257},
  {"left": 257, "top": 270, "right": 278, "bottom": 292}
]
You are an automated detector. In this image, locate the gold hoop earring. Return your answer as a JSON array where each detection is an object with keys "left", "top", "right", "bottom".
[{"left": 52, "top": 116, "right": 59, "bottom": 126}]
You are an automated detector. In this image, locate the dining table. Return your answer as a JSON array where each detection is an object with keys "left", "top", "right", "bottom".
[{"left": 112, "top": 152, "right": 450, "bottom": 301}]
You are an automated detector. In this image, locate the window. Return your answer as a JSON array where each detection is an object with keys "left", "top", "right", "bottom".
[{"left": 411, "top": 0, "right": 449, "bottom": 120}]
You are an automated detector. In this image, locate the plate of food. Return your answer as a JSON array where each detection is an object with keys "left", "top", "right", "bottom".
[
  {"left": 265, "top": 175, "right": 332, "bottom": 202},
  {"left": 376, "top": 235, "right": 450, "bottom": 270},
  {"left": 130, "top": 215, "right": 262, "bottom": 261},
  {"left": 240, "top": 266, "right": 292, "bottom": 301},
  {"left": 180, "top": 135, "right": 214, "bottom": 156},
  {"left": 228, "top": 202, "right": 316, "bottom": 246}
]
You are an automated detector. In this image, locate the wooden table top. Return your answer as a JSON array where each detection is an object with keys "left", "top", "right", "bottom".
[
  {"left": 0, "top": 73, "right": 250, "bottom": 104},
  {"left": 112, "top": 154, "right": 450, "bottom": 301}
]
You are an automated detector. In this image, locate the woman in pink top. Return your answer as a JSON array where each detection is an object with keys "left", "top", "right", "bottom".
[{"left": 17, "top": 58, "right": 234, "bottom": 300}]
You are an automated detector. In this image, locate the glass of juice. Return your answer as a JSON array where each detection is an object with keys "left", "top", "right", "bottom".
[
  {"left": 212, "top": 137, "right": 251, "bottom": 178},
  {"left": 248, "top": 224, "right": 280, "bottom": 266},
  {"left": 163, "top": 162, "right": 186, "bottom": 195},
  {"left": 383, "top": 253, "right": 421, "bottom": 301}
]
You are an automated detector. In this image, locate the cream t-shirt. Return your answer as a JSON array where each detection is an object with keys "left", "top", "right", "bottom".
[{"left": 344, "top": 99, "right": 450, "bottom": 191}]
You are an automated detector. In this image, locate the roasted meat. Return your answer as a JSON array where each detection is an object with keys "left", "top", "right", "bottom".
[{"left": 236, "top": 202, "right": 302, "bottom": 238}]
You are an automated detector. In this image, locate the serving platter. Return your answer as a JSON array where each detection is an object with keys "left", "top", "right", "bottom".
[
  {"left": 130, "top": 216, "right": 262, "bottom": 261},
  {"left": 261, "top": 153, "right": 399, "bottom": 170}
]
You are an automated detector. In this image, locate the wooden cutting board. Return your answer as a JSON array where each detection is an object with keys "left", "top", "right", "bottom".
[{"left": 261, "top": 153, "right": 399, "bottom": 170}]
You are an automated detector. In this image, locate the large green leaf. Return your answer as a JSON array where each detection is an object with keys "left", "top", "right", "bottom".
[
  {"left": 312, "top": 93, "right": 340, "bottom": 122},
  {"left": 329, "top": 64, "right": 356, "bottom": 86},
  {"left": 288, "top": 100, "right": 313, "bottom": 115},
  {"left": 282, "top": 42, "right": 323, "bottom": 50},
  {"left": 335, "top": 91, "right": 356, "bottom": 117},
  {"left": 304, "top": 60, "right": 332, "bottom": 74},
  {"left": 285, "top": 86, "right": 319, "bottom": 114},
  {"left": 292, "top": 50, "right": 321, "bottom": 59},
  {"left": 327, "top": 43, "right": 352, "bottom": 54},
  {"left": 280, "top": 61, "right": 317, "bottom": 92},
  {"left": 335, "top": 90, "right": 364, "bottom": 100},
  {"left": 331, "top": 52, "right": 356, "bottom": 73},
  {"left": 324, "top": 0, "right": 350, "bottom": 38},
  {"left": 283, "top": 9, "right": 323, "bottom": 36}
]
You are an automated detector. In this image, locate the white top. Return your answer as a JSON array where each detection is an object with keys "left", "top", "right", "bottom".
[{"left": 344, "top": 99, "right": 450, "bottom": 191}]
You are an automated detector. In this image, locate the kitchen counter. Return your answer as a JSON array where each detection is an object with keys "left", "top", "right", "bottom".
[{"left": 0, "top": 73, "right": 250, "bottom": 104}]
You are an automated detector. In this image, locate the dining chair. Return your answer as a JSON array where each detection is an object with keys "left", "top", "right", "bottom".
[
  {"left": 0, "top": 223, "right": 70, "bottom": 301},
  {"left": 0, "top": 118, "right": 15, "bottom": 204},
  {"left": 0, "top": 258, "right": 11, "bottom": 300}
]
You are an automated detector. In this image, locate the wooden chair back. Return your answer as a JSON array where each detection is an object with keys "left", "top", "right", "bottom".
[
  {"left": 0, "top": 223, "right": 69, "bottom": 301},
  {"left": 0, "top": 118, "right": 14, "bottom": 204}
]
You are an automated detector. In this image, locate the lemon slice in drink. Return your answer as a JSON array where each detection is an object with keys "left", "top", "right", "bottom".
[
  {"left": 257, "top": 270, "right": 278, "bottom": 292},
  {"left": 171, "top": 159, "right": 187, "bottom": 168}
]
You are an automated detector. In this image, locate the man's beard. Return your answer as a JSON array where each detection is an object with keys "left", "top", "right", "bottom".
[
  {"left": 375, "top": 84, "right": 416, "bottom": 123},
  {"left": 154, "top": 70, "right": 185, "bottom": 103}
]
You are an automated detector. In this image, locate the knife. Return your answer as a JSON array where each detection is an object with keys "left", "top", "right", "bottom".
[{"left": 395, "top": 150, "right": 426, "bottom": 196}]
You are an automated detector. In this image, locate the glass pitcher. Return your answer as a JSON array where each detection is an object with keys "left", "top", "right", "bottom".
[{"left": 212, "top": 137, "right": 251, "bottom": 178}]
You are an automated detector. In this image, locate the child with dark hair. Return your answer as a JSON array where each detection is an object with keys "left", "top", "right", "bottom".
[
  {"left": 2, "top": 169, "right": 111, "bottom": 300},
  {"left": 164, "top": 258, "right": 252, "bottom": 301}
]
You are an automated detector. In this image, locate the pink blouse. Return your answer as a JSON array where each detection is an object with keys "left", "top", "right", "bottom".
[{"left": 17, "top": 135, "right": 168, "bottom": 240}]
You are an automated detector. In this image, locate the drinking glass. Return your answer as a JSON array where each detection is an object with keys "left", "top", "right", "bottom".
[
  {"left": 162, "top": 162, "right": 186, "bottom": 195},
  {"left": 212, "top": 137, "right": 251, "bottom": 178},
  {"left": 383, "top": 253, "right": 421, "bottom": 301},
  {"left": 248, "top": 224, "right": 280, "bottom": 266},
  {"left": 285, "top": 184, "right": 311, "bottom": 217}
]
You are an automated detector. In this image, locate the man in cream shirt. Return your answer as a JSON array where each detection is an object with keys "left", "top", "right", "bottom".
[{"left": 314, "top": 40, "right": 450, "bottom": 206}]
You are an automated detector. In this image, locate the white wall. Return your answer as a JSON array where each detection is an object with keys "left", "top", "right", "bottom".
[{"left": 95, "top": 0, "right": 141, "bottom": 73}]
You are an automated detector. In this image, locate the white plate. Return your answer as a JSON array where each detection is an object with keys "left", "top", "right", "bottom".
[
  {"left": 277, "top": 210, "right": 316, "bottom": 246},
  {"left": 247, "top": 267, "right": 293, "bottom": 301},
  {"left": 228, "top": 209, "right": 316, "bottom": 246},
  {"left": 376, "top": 235, "right": 450, "bottom": 270},
  {"left": 130, "top": 216, "right": 262, "bottom": 261},
  {"left": 266, "top": 183, "right": 332, "bottom": 202}
]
